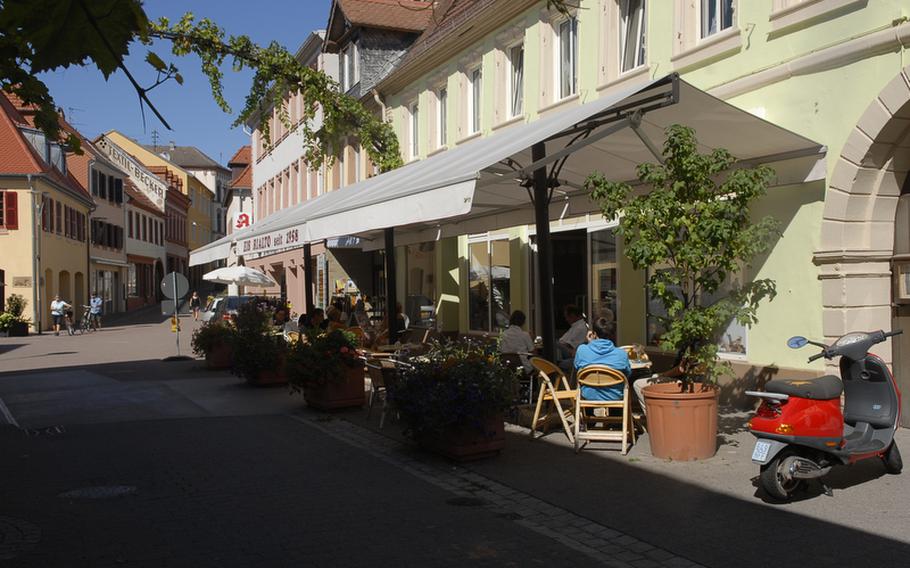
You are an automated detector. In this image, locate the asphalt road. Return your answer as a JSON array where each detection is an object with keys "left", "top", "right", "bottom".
[{"left": 1, "top": 309, "right": 909, "bottom": 567}]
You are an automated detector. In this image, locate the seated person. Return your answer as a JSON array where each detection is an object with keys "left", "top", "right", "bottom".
[
  {"left": 325, "top": 306, "right": 346, "bottom": 332},
  {"left": 557, "top": 304, "right": 589, "bottom": 372},
  {"left": 633, "top": 339, "right": 705, "bottom": 414},
  {"left": 574, "top": 318, "right": 631, "bottom": 401},
  {"left": 499, "top": 310, "right": 535, "bottom": 373}
]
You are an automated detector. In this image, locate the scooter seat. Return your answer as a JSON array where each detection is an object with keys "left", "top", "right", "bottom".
[{"left": 765, "top": 375, "right": 843, "bottom": 400}]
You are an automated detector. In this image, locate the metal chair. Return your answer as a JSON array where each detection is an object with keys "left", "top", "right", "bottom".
[
  {"left": 529, "top": 357, "right": 577, "bottom": 443},
  {"left": 365, "top": 356, "right": 401, "bottom": 429},
  {"left": 573, "top": 365, "right": 635, "bottom": 455}
]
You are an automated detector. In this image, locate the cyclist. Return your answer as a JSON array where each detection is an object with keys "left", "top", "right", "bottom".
[{"left": 89, "top": 291, "right": 103, "bottom": 331}]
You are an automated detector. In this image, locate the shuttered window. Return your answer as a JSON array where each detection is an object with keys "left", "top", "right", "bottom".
[{"left": 0, "top": 191, "right": 18, "bottom": 230}]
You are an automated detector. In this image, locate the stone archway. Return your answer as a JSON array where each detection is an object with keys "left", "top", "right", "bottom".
[{"left": 816, "top": 66, "right": 910, "bottom": 366}]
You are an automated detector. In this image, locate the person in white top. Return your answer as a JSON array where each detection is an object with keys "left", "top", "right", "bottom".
[
  {"left": 49, "top": 295, "right": 70, "bottom": 336},
  {"left": 499, "top": 310, "right": 536, "bottom": 373},
  {"left": 557, "top": 304, "right": 589, "bottom": 372}
]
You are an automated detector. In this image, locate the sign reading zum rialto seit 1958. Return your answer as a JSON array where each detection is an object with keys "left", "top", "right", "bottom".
[{"left": 237, "top": 224, "right": 305, "bottom": 256}]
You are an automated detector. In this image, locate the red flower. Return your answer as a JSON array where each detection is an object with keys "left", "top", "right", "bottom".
[{"left": 340, "top": 346, "right": 349, "bottom": 353}]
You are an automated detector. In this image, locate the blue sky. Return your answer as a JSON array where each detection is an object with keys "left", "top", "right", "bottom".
[{"left": 40, "top": 0, "right": 331, "bottom": 165}]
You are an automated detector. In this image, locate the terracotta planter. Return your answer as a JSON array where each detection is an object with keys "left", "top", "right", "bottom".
[
  {"left": 303, "top": 364, "right": 365, "bottom": 410},
  {"left": 205, "top": 342, "right": 233, "bottom": 370},
  {"left": 418, "top": 415, "right": 506, "bottom": 462},
  {"left": 643, "top": 383, "right": 718, "bottom": 461}
]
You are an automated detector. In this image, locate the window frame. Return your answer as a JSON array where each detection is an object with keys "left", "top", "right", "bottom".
[
  {"left": 619, "top": 0, "right": 647, "bottom": 74},
  {"left": 557, "top": 16, "right": 578, "bottom": 100},
  {"left": 409, "top": 100, "right": 420, "bottom": 159},
  {"left": 508, "top": 42, "right": 525, "bottom": 118},
  {"left": 436, "top": 86, "right": 448, "bottom": 149},
  {"left": 467, "top": 233, "right": 512, "bottom": 333},
  {"left": 700, "top": 0, "right": 735, "bottom": 39},
  {"left": 469, "top": 66, "right": 483, "bottom": 135}
]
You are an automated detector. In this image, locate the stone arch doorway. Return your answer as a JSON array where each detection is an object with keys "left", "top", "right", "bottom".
[{"left": 816, "top": 67, "right": 910, "bottom": 425}]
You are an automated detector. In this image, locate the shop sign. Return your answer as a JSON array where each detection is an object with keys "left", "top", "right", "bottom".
[
  {"left": 233, "top": 212, "right": 252, "bottom": 231},
  {"left": 95, "top": 136, "right": 167, "bottom": 211},
  {"left": 326, "top": 236, "right": 361, "bottom": 249},
  {"left": 12, "top": 277, "right": 31, "bottom": 287},
  {"left": 237, "top": 224, "right": 306, "bottom": 256}
]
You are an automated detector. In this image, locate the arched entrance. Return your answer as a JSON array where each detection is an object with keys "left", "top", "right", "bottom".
[
  {"left": 816, "top": 66, "right": 910, "bottom": 425},
  {"left": 74, "top": 272, "right": 85, "bottom": 314}
]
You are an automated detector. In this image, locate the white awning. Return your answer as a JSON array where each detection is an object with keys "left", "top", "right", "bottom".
[
  {"left": 190, "top": 74, "right": 825, "bottom": 262},
  {"left": 189, "top": 236, "right": 232, "bottom": 267}
]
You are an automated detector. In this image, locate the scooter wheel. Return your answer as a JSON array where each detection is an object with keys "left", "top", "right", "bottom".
[
  {"left": 883, "top": 442, "right": 903, "bottom": 474},
  {"left": 760, "top": 450, "right": 805, "bottom": 501}
]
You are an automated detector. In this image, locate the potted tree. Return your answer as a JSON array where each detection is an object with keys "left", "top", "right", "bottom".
[
  {"left": 0, "top": 294, "right": 30, "bottom": 337},
  {"left": 586, "top": 124, "right": 778, "bottom": 460},
  {"left": 388, "top": 340, "right": 517, "bottom": 461},
  {"left": 191, "top": 320, "right": 236, "bottom": 369},
  {"left": 230, "top": 298, "right": 288, "bottom": 386},
  {"left": 287, "top": 329, "right": 365, "bottom": 410}
]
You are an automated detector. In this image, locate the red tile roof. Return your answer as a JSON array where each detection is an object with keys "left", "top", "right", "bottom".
[
  {"left": 336, "top": 0, "right": 433, "bottom": 32},
  {"left": 0, "top": 93, "right": 91, "bottom": 201},
  {"left": 230, "top": 164, "right": 252, "bottom": 189},
  {"left": 228, "top": 145, "right": 251, "bottom": 167}
]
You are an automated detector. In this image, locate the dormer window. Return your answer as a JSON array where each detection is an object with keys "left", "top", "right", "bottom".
[{"left": 340, "top": 41, "right": 359, "bottom": 92}]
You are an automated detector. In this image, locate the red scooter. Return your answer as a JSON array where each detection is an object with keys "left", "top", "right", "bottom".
[{"left": 747, "top": 329, "right": 903, "bottom": 500}]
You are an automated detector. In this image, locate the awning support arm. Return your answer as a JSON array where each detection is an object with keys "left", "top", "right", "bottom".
[
  {"left": 511, "top": 117, "right": 632, "bottom": 180},
  {"left": 629, "top": 110, "right": 665, "bottom": 164}
]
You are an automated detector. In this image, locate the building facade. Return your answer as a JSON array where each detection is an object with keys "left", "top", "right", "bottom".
[
  {"left": 0, "top": 93, "right": 93, "bottom": 330},
  {"left": 370, "top": 0, "right": 910, "bottom": 407}
]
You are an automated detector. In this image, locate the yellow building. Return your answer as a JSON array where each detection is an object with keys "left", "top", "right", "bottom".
[
  {"left": 0, "top": 94, "right": 93, "bottom": 331},
  {"left": 103, "top": 131, "right": 216, "bottom": 287}
]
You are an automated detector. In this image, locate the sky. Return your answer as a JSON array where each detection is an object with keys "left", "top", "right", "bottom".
[{"left": 40, "top": 0, "right": 332, "bottom": 166}]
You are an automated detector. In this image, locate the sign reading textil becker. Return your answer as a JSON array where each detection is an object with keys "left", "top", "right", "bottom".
[{"left": 237, "top": 224, "right": 305, "bottom": 256}]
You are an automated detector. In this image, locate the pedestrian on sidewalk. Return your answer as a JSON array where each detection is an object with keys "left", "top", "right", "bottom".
[
  {"left": 89, "top": 292, "right": 103, "bottom": 331},
  {"left": 50, "top": 295, "right": 70, "bottom": 336},
  {"left": 190, "top": 291, "right": 201, "bottom": 322}
]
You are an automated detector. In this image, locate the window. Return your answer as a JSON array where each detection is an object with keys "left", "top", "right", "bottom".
[
  {"left": 114, "top": 178, "right": 123, "bottom": 204},
  {"left": 620, "top": 0, "right": 647, "bottom": 72},
  {"left": 0, "top": 191, "right": 18, "bottom": 230},
  {"left": 701, "top": 0, "right": 734, "bottom": 38},
  {"left": 99, "top": 173, "right": 107, "bottom": 200},
  {"left": 55, "top": 201, "right": 62, "bottom": 234},
  {"left": 354, "top": 145, "right": 361, "bottom": 183},
  {"left": 91, "top": 169, "right": 99, "bottom": 196},
  {"left": 470, "top": 67, "right": 482, "bottom": 134},
  {"left": 409, "top": 101, "right": 419, "bottom": 158},
  {"left": 340, "top": 42, "right": 359, "bottom": 92},
  {"left": 437, "top": 88, "right": 447, "bottom": 147},
  {"left": 142, "top": 215, "right": 147, "bottom": 242},
  {"left": 128, "top": 263, "right": 137, "bottom": 296},
  {"left": 468, "top": 237, "right": 511, "bottom": 332},
  {"left": 128, "top": 211, "right": 133, "bottom": 238},
  {"left": 404, "top": 242, "right": 437, "bottom": 328},
  {"left": 509, "top": 44, "right": 524, "bottom": 117},
  {"left": 558, "top": 17, "right": 578, "bottom": 99}
]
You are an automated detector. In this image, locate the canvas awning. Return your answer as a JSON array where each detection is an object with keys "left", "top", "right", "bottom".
[{"left": 190, "top": 73, "right": 825, "bottom": 260}]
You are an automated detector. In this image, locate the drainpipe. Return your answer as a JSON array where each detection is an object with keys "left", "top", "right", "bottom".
[{"left": 28, "top": 174, "right": 41, "bottom": 334}]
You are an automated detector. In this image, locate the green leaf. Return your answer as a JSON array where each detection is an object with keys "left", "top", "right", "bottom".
[{"left": 146, "top": 51, "right": 167, "bottom": 72}]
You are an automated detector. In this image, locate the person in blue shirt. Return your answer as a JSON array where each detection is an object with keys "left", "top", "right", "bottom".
[{"left": 574, "top": 317, "right": 631, "bottom": 401}]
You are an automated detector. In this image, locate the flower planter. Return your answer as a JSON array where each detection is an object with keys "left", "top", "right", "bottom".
[
  {"left": 8, "top": 321, "right": 29, "bottom": 337},
  {"left": 643, "top": 383, "right": 718, "bottom": 461},
  {"left": 418, "top": 415, "right": 506, "bottom": 462},
  {"left": 250, "top": 366, "right": 287, "bottom": 386},
  {"left": 303, "top": 364, "right": 365, "bottom": 410},
  {"left": 205, "top": 341, "right": 233, "bottom": 370}
]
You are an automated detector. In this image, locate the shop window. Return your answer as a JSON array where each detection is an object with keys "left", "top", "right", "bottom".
[
  {"left": 590, "top": 229, "right": 618, "bottom": 326},
  {"left": 701, "top": 0, "right": 734, "bottom": 38},
  {"left": 469, "top": 238, "right": 511, "bottom": 332},
  {"left": 404, "top": 242, "right": 437, "bottom": 329},
  {"left": 558, "top": 17, "right": 578, "bottom": 99},
  {"left": 620, "top": 0, "right": 647, "bottom": 73},
  {"left": 509, "top": 43, "right": 524, "bottom": 117},
  {"left": 128, "top": 263, "right": 137, "bottom": 296},
  {"left": 645, "top": 268, "right": 747, "bottom": 357}
]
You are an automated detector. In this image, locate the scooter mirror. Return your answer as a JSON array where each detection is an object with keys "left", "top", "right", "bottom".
[{"left": 787, "top": 336, "right": 809, "bottom": 349}]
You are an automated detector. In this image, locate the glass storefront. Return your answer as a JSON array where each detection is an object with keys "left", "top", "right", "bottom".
[
  {"left": 469, "top": 237, "right": 511, "bottom": 332},
  {"left": 404, "top": 242, "right": 436, "bottom": 328}
]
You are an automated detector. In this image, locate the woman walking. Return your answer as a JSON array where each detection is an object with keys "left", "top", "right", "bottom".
[{"left": 190, "top": 291, "right": 202, "bottom": 321}]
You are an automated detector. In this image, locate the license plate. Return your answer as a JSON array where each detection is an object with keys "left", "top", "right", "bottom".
[{"left": 752, "top": 440, "right": 771, "bottom": 462}]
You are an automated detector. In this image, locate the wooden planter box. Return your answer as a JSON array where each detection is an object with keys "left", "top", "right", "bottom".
[
  {"left": 418, "top": 415, "right": 506, "bottom": 462},
  {"left": 643, "top": 383, "right": 718, "bottom": 461},
  {"left": 248, "top": 356, "right": 288, "bottom": 387},
  {"left": 205, "top": 341, "right": 233, "bottom": 370},
  {"left": 303, "top": 364, "right": 366, "bottom": 410}
]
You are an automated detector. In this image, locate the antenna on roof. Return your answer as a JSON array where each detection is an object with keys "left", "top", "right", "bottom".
[{"left": 151, "top": 129, "right": 160, "bottom": 150}]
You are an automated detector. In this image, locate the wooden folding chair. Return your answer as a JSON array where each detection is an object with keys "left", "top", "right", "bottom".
[
  {"left": 530, "top": 357, "right": 577, "bottom": 443},
  {"left": 574, "top": 365, "right": 635, "bottom": 455}
]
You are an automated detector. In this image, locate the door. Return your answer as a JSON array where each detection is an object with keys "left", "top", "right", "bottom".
[
  {"left": 891, "top": 193, "right": 910, "bottom": 427},
  {"left": 551, "top": 229, "right": 588, "bottom": 337}
]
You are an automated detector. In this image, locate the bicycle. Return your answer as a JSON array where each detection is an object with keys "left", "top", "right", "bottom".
[
  {"left": 80, "top": 306, "right": 96, "bottom": 333},
  {"left": 63, "top": 308, "right": 77, "bottom": 336}
]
